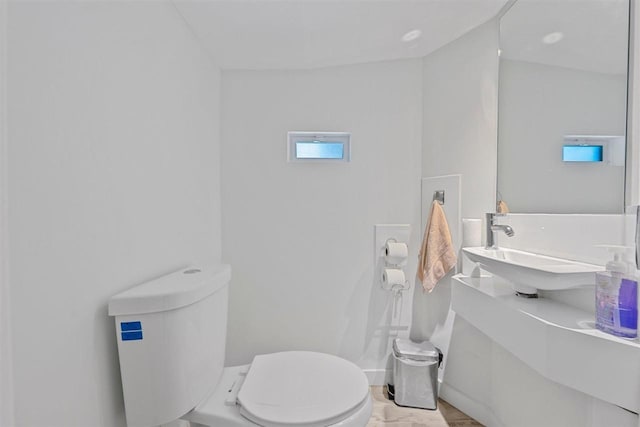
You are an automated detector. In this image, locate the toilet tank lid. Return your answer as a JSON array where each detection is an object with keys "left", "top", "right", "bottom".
[{"left": 108, "top": 264, "right": 231, "bottom": 316}]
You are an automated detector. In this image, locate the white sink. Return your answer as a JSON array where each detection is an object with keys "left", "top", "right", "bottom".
[{"left": 462, "top": 246, "right": 604, "bottom": 296}]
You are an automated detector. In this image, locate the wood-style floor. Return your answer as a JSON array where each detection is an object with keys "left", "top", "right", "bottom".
[{"left": 367, "top": 386, "right": 484, "bottom": 427}]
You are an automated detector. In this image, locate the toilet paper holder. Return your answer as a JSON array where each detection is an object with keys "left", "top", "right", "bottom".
[
  {"left": 381, "top": 238, "right": 409, "bottom": 291},
  {"left": 374, "top": 224, "right": 411, "bottom": 292}
]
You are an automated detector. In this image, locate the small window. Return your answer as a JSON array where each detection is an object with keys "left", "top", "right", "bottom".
[
  {"left": 563, "top": 135, "right": 625, "bottom": 165},
  {"left": 288, "top": 132, "right": 351, "bottom": 162},
  {"left": 562, "top": 145, "right": 603, "bottom": 162}
]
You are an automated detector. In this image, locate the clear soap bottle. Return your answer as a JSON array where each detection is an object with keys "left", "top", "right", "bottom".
[{"left": 595, "top": 246, "right": 638, "bottom": 339}]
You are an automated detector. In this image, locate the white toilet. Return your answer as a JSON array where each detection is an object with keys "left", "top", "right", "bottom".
[{"left": 108, "top": 264, "right": 372, "bottom": 427}]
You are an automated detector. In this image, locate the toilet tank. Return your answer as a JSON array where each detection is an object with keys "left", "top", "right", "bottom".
[{"left": 108, "top": 264, "right": 231, "bottom": 427}]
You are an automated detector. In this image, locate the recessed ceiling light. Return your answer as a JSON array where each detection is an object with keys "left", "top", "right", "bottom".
[
  {"left": 542, "top": 32, "right": 564, "bottom": 45},
  {"left": 402, "top": 29, "right": 422, "bottom": 43}
]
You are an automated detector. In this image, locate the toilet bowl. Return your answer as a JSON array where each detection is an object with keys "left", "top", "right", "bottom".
[{"left": 108, "top": 264, "right": 372, "bottom": 427}]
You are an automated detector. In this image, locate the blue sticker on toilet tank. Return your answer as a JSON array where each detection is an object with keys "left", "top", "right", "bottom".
[
  {"left": 120, "top": 321, "right": 142, "bottom": 331},
  {"left": 121, "top": 331, "right": 143, "bottom": 341},
  {"left": 120, "top": 321, "right": 142, "bottom": 340}
]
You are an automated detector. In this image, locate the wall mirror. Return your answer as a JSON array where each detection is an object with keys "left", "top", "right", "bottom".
[{"left": 497, "top": 0, "right": 630, "bottom": 214}]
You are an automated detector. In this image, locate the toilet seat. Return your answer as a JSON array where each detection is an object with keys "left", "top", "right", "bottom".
[
  {"left": 237, "top": 351, "right": 370, "bottom": 427},
  {"left": 184, "top": 351, "right": 371, "bottom": 427}
]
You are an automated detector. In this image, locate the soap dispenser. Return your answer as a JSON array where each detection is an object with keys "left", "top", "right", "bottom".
[{"left": 595, "top": 246, "right": 638, "bottom": 339}]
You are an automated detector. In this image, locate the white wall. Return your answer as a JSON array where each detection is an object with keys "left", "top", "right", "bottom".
[
  {"left": 422, "top": 19, "right": 499, "bottom": 220},
  {"left": 7, "top": 2, "right": 221, "bottom": 426},
  {"left": 498, "top": 60, "right": 627, "bottom": 214},
  {"left": 498, "top": 214, "right": 627, "bottom": 264},
  {"left": 419, "top": 17, "right": 499, "bottom": 410},
  {"left": 627, "top": 0, "right": 640, "bottom": 207},
  {"left": 221, "top": 60, "right": 422, "bottom": 378},
  {"left": 0, "top": 1, "right": 14, "bottom": 426}
]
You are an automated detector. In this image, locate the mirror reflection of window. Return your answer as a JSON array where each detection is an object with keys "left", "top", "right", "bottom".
[{"left": 497, "top": 0, "right": 629, "bottom": 214}]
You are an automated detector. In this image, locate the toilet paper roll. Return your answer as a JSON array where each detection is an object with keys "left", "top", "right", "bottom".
[
  {"left": 382, "top": 268, "right": 406, "bottom": 290},
  {"left": 385, "top": 241, "right": 408, "bottom": 265},
  {"left": 462, "top": 218, "right": 482, "bottom": 247}
]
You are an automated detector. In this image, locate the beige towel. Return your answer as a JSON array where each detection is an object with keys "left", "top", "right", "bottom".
[
  {"left": 497, "top": 200, "right": 509, "bottom": 214},
  {"left": 417, "top": 201, "right": 457, "bottom": 292}
]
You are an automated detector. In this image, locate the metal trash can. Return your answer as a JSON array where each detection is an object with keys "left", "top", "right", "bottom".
[{"left": 389, "top": 338, "right": 443, "bottom": 410}]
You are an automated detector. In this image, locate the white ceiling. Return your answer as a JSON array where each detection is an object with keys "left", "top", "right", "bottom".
[
  {"left": 172, "top": 0, "right": 509, "bottom": 70},
  {"left": 500, "top": 0, "right": 629, "bottom": 75}
]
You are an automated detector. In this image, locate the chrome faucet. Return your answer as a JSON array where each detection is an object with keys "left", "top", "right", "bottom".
[{"left": 485, "top": 213, "right": 515, "bottom": 249}]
